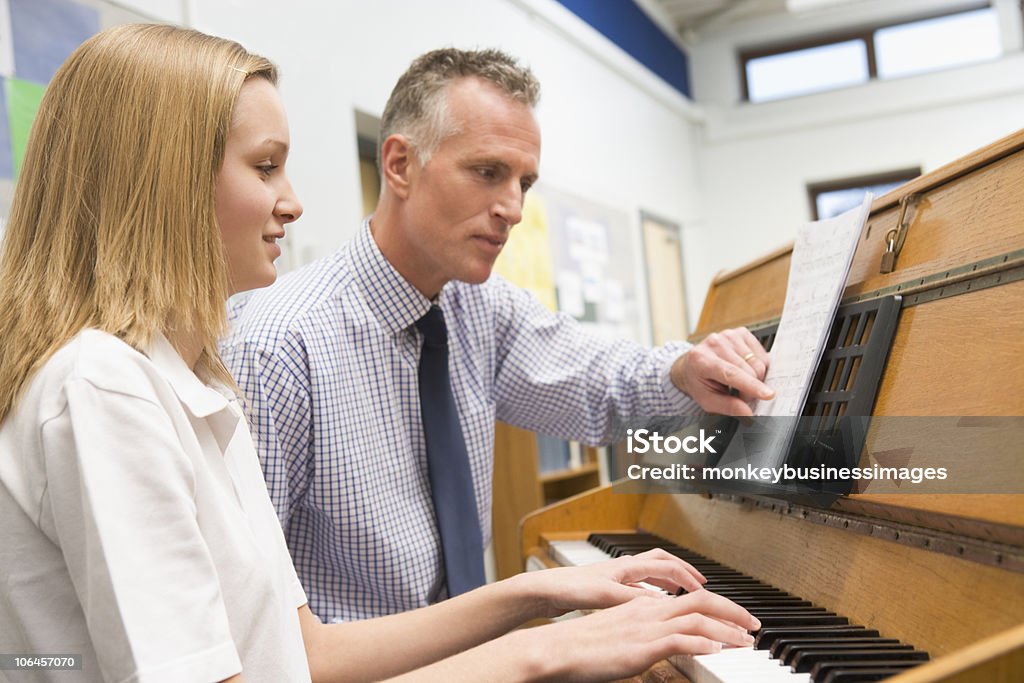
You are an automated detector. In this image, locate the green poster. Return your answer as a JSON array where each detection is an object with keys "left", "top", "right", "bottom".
[{"left": 6, "top": 78, "right": 47, "bottom": 179}]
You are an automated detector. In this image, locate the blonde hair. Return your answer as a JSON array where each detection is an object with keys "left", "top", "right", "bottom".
[{"left": 0, "top": 23, "right": 276, "bottom": 422}]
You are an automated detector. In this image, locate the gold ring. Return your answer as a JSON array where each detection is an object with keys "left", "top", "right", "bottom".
[{"left": 742, "top": 352, "right": 756, "bottom": 363}]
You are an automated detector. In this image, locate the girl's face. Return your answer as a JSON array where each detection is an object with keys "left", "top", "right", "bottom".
[{"left": 215, "top": 78, "right": 302, "bottom": 295}]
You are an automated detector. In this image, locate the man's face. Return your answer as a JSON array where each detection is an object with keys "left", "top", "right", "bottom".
[{"left": 395, "top": 77, "right": 540, "bottom": 298}]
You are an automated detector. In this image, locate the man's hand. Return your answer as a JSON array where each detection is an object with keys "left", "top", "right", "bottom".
[{"left": 670, "top": 327, "right": 774, "bottom": 416}]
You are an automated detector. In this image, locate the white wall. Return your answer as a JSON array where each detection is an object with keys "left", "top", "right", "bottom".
[
  {"left": 685, "top": 0, "right": 1024, "bottom": 320},
  {"left": 115, "top": 0, "right": 1024, "bottom": 333},
  {"left": 181, "top": 0, "right": 703, "bottom": 342}
]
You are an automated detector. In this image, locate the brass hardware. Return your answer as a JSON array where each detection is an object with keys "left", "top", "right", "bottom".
[
  {"left": 880, "top": 231, "right": 897, "bottom": 273},
  {"left": 879, "top": 193, "right": 920, "bottom": 274}
]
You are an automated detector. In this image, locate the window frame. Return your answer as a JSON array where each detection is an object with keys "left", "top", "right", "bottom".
[
  {"left": 807, "top": 168, "right": 921, "bottom": 221},
  {"left": 739, "top": 1, "right": 994, "bottom": 102}
]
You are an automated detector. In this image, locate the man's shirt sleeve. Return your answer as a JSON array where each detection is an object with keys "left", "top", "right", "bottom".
[
  {"left": 222, "top": 335, "right": 313, "bottom": 528},
  {"left": 491, "top": 280, "right": 700, "bottom": 445}
]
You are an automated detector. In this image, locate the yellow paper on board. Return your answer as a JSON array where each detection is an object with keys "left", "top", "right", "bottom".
[{"left": 494, "top": 191, "right": 557, "bottom": 311}]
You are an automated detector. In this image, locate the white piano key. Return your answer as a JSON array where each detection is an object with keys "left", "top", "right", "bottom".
[
  {"left": 548, "top": 541, "right": 670, "bottom": 595},
  {"left": 673, "top": 647, "right": 810, "bottom": 683},
  {"left": 549, "top": 540, "right": 611, "bottom": 567},
  {"left": 551, "top": 540, "right": 810, "bottom": 682}
]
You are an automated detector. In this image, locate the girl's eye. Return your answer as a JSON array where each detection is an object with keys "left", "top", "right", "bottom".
[{"left": 258, "top": 164, "right": 278, "bottom": 177}]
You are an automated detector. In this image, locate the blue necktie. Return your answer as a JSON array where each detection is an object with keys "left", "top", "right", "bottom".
[{"left": 415, "top": 305, "right": 485, "bottom": 597}]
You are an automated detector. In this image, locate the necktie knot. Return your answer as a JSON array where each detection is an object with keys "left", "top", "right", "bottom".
[{"left": 416, "top": 306, "right": 447, "bottom": 347}]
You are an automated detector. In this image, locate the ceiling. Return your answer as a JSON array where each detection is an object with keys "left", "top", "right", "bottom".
[
  {"left": 649, "top": 0, "right": 789, "bottom": 36},
  {"left": 647, "top": 0, "right": 874, "bottom": 40}
]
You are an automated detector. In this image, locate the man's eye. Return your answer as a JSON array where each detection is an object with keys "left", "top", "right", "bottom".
[
  {"left": 476, "top": 167, "right": 496, "bottom": 179},
  {"left": 521, "top": 180, "right": 533, "bottom": 193}
]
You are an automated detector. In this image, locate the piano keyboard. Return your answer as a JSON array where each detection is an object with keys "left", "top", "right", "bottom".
[{"left": 549, "top": 532, "right": 929, "bottom": 683}]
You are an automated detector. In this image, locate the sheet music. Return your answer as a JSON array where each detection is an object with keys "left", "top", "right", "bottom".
[{"left": 755, "top": 195, "right": 873, "bottom": 418}]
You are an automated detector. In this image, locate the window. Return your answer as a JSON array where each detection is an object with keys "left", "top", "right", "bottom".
[
  {"left": 746, "top": 40, "right": 868, "bottom": 102},
  {"left": 741, "top": 3, "right": 999, "bottom": 103},
  {"left": 808, "top": 168, "right": 920, "bottom": 220},
  {"left": 875, "top": 8, "right": 1001, "bottom": 79}
]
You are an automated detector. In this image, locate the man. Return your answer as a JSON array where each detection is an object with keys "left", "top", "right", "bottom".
[{"left": 223, "top": 48, "right": 772, "bottom": 623}]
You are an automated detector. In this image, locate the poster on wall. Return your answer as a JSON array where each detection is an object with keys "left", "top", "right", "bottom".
[
  {"left": 541, "top": 184, "right": 642, "bottom": 343},
  {"left": 0, "top": 0, "right": 151, "bottom": 246},
  {"left": 1, "top": 0, "right": 100, "bottom": 180},
  {"left": 493, "top": 191, "right": 558, "bottom": 312}
]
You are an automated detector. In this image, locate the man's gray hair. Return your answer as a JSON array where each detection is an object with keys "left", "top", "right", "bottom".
[{"left": 378, "top": 47, "right": 540, "bottom": 169}]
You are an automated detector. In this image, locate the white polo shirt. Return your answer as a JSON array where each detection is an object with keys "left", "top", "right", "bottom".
[{"left": 0, "top": 330, "right": 311, "bottom": 682}]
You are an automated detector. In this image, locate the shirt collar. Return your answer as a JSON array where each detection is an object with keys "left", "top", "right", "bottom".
[
  {"left": 348, "top": 218, "right": 433, "bottom": 335},
  {"left": 143, "top": 332, "right": 234, "bottom": 419}
]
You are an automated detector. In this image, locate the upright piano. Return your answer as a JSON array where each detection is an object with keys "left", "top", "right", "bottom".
[{"left": 519, "top": 128, "right": 1024, "bottom": 682}]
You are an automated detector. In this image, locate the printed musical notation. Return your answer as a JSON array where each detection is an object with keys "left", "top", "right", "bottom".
[
  {"left": 756, "top": 194, "right": 873, "bottom": 418},
  {"left": 719, "top": 195, "right": 874, "bottom": 471}
]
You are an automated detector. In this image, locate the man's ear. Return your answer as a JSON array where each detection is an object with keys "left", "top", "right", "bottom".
[{"left": 381, "top": 134, "right": 416, "bottom": 200}]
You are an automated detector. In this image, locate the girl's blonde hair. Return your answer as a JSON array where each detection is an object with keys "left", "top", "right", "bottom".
[{"left": 0, "top": 23, "right": 276, "bottom": 421}]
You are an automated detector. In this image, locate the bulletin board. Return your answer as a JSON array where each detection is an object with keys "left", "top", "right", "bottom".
[
  {"left": 545, "top": 185, "right": 641, "bottom": 342},
  {"left": 0, "top": 0, "right": 152, "bottom": 237},
  {"left": 492, "top": 190, "right": 559, "bottom": 312},
  {"left": 494, "top": 182, "right": 641, "bottom": 343}
]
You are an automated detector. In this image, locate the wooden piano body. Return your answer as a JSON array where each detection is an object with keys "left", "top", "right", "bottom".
[{"left": 520, "top": 128, "right": 1024, "bottom": 682}]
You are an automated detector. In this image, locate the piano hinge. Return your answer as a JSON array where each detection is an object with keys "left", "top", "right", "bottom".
[
  {"left": 737, "top": 249, "right": 1024, "bottom": 336},
  {"left": 846, "top": 248, "right": 1024, "bottom": 308},
  {"left": 715, "top": 494, "right": 1024, "bottom": 573}
]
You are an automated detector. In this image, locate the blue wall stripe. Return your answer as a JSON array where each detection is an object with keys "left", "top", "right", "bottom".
[{"left": 554, "top": 0, "right": 691, "bottom": 99}]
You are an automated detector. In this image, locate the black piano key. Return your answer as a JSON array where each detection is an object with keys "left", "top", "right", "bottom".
[
  {"left": 702, "top": 580, "right": 779, "bottom": 588},
  {"left": 770, "top": 634, "right": 885, "bottom": 659},
  {"left": 747, "top": 607, "right": 831, "bottom": 616},
  {"left": 664, "top": 546, "right": 710, "bottom": 557},
  {"left": 706, "top": 586, "right": 779, "bottom": 594},
  {"left": 669, "top": 556, "right": 721, "bottom": 564},
  {"left": 755, "top": 626, "right": 869, "bottom": 650},
  {"left": 668, "top": 553, "right": 716, "bottom": 563},
  {"left": 682, "top": 586, "right": 787, "bottom": 596},
  {"left": 705, "top": 580, "right": 769, "bottom": 588},
  {"left": 701, "top": 579, "right": 767, "bottom": 587},
  {"left": 692, "top": 592, "right": 795, "bottom": 602},
  {"left": 792, "top": 649, "right": 929, "bottom": 674},
  {"left": 815, "top": 660, "right": 925, "bottom": 682},
  {"left": 703, "top": 587, "right": 793, "bottom": 596},
  {"left": 782, "top": 641, "right": 911, "bottom": 668},
  {"left": 756, "top": 614, "right": 849, "bottom": 628},
  {"left": 611, "top": 547, "right": 663, "bottom": 558},
  {"left": 701, "top": 573, "right": 768, "bottom": 579},
  {"left": 709, "top": 592, "right": 792, "bottom": 600},
  {"left": 733, "top": 598, "right": 813, "bottom": 608},
  {"left": 583, "top": 532, "right": 932, "bottom": 679},
  {"left": 587, "top": 533, "right": 663, "bottom": 553},
  {"left": 681, "top": 587, "right": 790, "bottom": 599}
]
